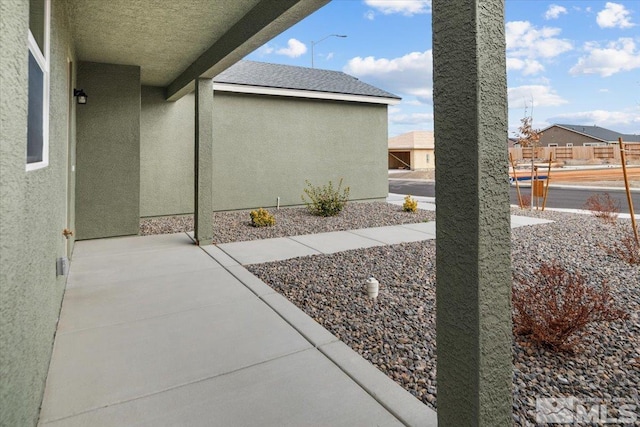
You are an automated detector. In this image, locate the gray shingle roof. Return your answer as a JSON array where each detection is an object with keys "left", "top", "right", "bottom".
[
  {"left": 553, "top": 124, "right": 640, "bottom": 143},
  {"left": 214, "top": 60, "right": 401, "bottom": 100}
]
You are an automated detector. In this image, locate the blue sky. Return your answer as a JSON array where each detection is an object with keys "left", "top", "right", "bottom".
[{"left": 245, "top": 1, "right": 640, "bottom": 138}]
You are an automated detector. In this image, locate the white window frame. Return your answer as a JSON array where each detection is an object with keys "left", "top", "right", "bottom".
[
  {"left": 548, "top": 143, "right": 558, "bottom": 148},
  {"left": 26, "top": 0, "right": 50, "bottom": 171},
  {"left": 566, "top": 143, "right": 573, "bottom": 147}
]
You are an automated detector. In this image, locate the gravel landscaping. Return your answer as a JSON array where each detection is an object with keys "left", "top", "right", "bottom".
[
  {"left": 140, "top": 201, "right": 639, "bottom": 425},
  {"left": 244, "top": 208, "right": 639, "bottom": 426},
  {"left": 140, "top": 201, "right": 434, "bottom": 243}
]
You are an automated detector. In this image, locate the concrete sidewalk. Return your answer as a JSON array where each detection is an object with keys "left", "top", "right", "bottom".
[
  {"left": 39, "top": 233, "right": 436, "bottom": 427},
  {"left": 216, "top": 196, "right": 552, "bottom": 265},
  {"left": 39, "top": 201, "right": 553, "bottom": 426}
]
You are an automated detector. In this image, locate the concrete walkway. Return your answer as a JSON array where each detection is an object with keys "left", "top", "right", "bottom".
[
  {"left": 39, "top": 233, "right": 437, "bottom": 427},
  {"left": 216, "top": 195, "right": 552, "bottom": 265},
  {"left": 39, "top": 199, "right": 552, "bottom": 426}
]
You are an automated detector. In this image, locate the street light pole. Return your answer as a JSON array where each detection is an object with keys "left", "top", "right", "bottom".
[{"left": 311, "top": 34, "right": 347, "bottom": 68}]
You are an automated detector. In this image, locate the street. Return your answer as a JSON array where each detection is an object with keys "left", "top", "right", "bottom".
[{"left": 389, "top": 180, "right": 640, "bottom": 213}]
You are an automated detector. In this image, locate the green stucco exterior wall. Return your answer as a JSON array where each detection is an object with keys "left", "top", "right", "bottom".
[
  {"left": 0, "top": 1, "right": 75, "bottom": 425},
  {"left": 433, "top": 0, "right": 512, "bottom": 425},
  {"left": 140, "top": 86, "right": 195, "bottom": 217},
  {"left": 139, "top": 91, "right": 389, "bottom": 216},
  {"left": 75, "top": 62, "right": 141, "bottom": 239}
]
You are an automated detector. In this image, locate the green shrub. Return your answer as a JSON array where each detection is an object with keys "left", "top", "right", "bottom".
[
  {"left": 250, "top": 208, "right": 275, "bottom": 227},
  {"left": 302, "top": 179, "right": 350, "bottom": 217},
  {"left": 403, "top": 195, "right": 418, "bottom": 212}
]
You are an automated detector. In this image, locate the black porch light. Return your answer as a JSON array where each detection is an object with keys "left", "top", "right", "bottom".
[{"left": 73, "top": 89, "right": 88, "bottom": 105}]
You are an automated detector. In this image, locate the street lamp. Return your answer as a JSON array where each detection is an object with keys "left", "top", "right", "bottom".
[{"left": 311, "top": 34, "right": 347, "bottom": 68}]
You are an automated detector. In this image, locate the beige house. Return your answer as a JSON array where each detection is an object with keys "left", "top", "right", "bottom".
[{"left": 388, "top": 131, "right": 435, "bottom": 170}]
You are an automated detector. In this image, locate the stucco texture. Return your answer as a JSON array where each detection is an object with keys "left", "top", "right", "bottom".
[
  {"left": 1, "top": 1, "right": 74, "bottom": 425},
  {"left": 139, "top": 91, "right": 389, "bottom": 216},
  {"left": 75, "top": 62, "right": 140, "bottom": 240},
  {"left": 140, "top": 86, "right": 195, "bottom": 217},
  {"left": 433, "top": 0, "right": 512, "bottom": 425}
]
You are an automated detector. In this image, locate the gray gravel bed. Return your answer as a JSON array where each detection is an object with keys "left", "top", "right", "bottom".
[
  {"left": 140, "top": 202, "right": 434, "bottom": 244},
  {"left": 247, "top": 212, "right": 639, "bottom": 426}
]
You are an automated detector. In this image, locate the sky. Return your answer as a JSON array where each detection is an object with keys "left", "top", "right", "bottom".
[{"left": 244, "top": 0, "right": 640, "bottom": 138}]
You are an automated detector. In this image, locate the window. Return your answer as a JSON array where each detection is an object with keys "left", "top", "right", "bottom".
[
  {"left": 26, "top": 0, "right": 50, "bottom": 170},
  {"left": 548, "top": 143, "right": 558, "bottom": 147},
  {"left": 566, "top": 143, "right": 573, "bottom": 147}
]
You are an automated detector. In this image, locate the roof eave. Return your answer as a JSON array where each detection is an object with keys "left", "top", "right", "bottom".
[{"left": 212, "top": 82, "right": 402, "bottom": 105}]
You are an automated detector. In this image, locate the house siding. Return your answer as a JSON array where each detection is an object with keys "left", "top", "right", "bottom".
[
  {"left": 75, "top": 62, "right": 141, "bottom": 239},
  {"left": 140, "top": 86, "right": 195, "bottom": 217},
  {"left": 139, "top": 91, "right": 389, "bottom": 215},
  {"left": 0, "top": 1, "right": 75, "bottom": 425},
  {"left": 539, "top": 126, "right": 602, "bottom": 146}
]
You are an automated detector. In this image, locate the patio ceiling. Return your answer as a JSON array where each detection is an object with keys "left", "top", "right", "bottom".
[{"left": 68, "top": 0, "right": 329, "bottom": 100}]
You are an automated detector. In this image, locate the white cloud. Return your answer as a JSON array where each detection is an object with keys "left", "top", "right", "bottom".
[
  {"left": 389, "top": 112, "right": 433, "bottom": 125},
  {"left": 570, "top": 38, "right": 640, "bottom": 77},
  {"left": 364, "top": 10, "right": 375, "bottom": 20},
  {"left": 507, "top": 58, "right": 545, "bottom": 75},
  {"left": 345, "top": 50, "right": 432, "bottom": 103},
  {"left": 545, "top": 4, "right": 567, "bottom": 20},
  {"left": 276, "top": 38, "right": 307, "bottom": 58},
  {"left": 508, "top": 85, "right": 568, "bottom": 109},
  {"left": 257, "top": 44, "right": 274, "bottom": 56},
  {"left": 597, "top": 2, "right": 635, "bottom": 29},
  {"left": 599, "top": 88, "right": 610, "bottom": 93},
  {"left": 325, "top": 52, "right": 334, "bottom": 61},
  {"left": 506, "top": 21, "right": 573, "bottom": 59},
  {"left": 363, "top": 0, "right": 431, "bottom": 16},
  {"left": 546, "top": 110, "right": 640, "bottom": 129}
]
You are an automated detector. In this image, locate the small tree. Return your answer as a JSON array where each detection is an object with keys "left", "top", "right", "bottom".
[
  {"left": 516, "top": 115, "right": 541, "bottom": 149},
  {"left": 516, "top": 109, "right": 542, "bottom": 210}
]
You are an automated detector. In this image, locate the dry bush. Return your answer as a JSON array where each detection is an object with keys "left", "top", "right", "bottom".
[
  {"left": 607, "top": 235, "right": 640, "bottom": 265},
  {"left": 584, "top": 193, "right": 620, "bottom": 224},
  {"left": 512, "top": 261, "right": 628, "bottom": 352},
  {"left": 520, "top": 194, "right": 531, "bottom": 209}
]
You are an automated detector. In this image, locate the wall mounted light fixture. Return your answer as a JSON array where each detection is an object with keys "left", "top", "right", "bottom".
[{"left": 73, "top": 89, "right": 88, "bottom": 105}]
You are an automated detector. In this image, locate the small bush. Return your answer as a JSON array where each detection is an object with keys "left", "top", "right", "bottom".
[
  {"left": 302, "top": 179, "right": 350, "bottom": 217},
  {"left": 584, "top": 193, "right": 619, "bottom": 224},
  {"left": 520, "top": 194, "right": 531, "bottom": 209},
  {"left": 607, "top": 235, "right": 640, "bottom": 265},
  {"left": 250, "top": 208, "right": 275, "bottom": 227},
  {"left": 403, "top": 195, "right": 418, "bottom": 212},
  {"left": 512, "top": 261, "right": 628, "bottom": 352}
]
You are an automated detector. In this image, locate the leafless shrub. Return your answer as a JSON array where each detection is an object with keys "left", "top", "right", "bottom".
[
  {"left": 584, "top": 193, "right": 619, "bottom": 224},
  {"left": 512, "top": 261, "right": 628, "bottom": 352}
]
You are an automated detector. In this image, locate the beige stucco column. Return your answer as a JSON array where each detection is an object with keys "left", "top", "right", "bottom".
[
  {"left": 432, "top": 0, "right": 512, "bottom": 425},
  {"left": 194, "top": 78, "right": 214, "bottom": 245}
]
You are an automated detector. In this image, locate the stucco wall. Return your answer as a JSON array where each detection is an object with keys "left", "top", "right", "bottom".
[
  {"left": 140, "top": 90, "right": 389, "bottom": 216},
  {"left": 0, "top": 1, "right": 74, "bottom": 425},
  {"left": 76, "top": 62, "right": 141, "bottom": 239},
  {"left": 140, "top": 86, "right": 195, "bottom": 217}
]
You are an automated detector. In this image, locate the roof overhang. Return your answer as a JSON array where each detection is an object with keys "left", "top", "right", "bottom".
[
  {"left": 69, "top": 0, "right": 330, "bottom": 101},
  {"left": 213, "top": 83, "right": 401, "bottom": 105}
]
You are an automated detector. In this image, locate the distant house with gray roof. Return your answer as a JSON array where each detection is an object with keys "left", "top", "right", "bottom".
[
  {"left": 140, "top": 60, "right": 401, "bottom": 216},
  {"left": 538, "top": 124, "right": 640, "bottom": 147}
]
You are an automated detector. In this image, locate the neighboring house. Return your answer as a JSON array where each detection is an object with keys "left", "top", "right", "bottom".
[
  {"left": 140, "top": 60, "right": 400, "bottom": 219},
  {"left": 538, "top": 124, "right": 640, "bottom": 147},
  {"left": 388, "top": 131, "right": 435, "bottom": 170}
]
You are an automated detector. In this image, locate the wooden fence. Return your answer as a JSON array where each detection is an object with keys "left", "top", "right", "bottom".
[{"left": 510, "top": 145, "right": 640, "bottom": 162}]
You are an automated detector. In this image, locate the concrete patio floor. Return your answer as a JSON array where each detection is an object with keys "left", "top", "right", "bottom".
[
  {"left": 39, "top": 205, "right": 552, "bottom": 426},
  {"left": 39, "top": 233, "right": 437, "bottom": 427}
]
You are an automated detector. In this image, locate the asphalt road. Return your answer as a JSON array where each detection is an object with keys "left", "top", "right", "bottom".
[{"left": 389, "top": 180, "right": 640, "bottom": 213}]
